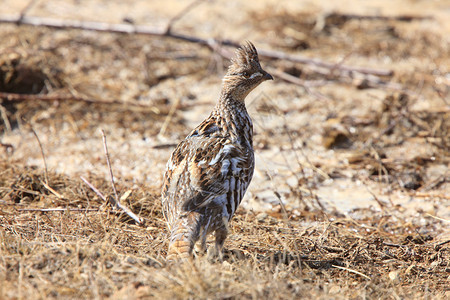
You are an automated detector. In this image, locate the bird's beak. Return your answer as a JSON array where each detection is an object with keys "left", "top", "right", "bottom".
[{"left": 263, "top": 71, "right": 273, "bottom": 81}]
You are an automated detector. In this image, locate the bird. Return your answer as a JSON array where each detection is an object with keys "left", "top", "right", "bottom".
[{"left": 161, "top": 41, "right": 273, "bottom": 260}]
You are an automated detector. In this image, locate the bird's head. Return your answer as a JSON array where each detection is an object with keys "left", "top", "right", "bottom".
[{"left": 221, "top": 41, "right": 273, "bottom": 101}]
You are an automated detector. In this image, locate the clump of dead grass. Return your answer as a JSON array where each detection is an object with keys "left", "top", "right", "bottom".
[{"left": 0, "top": 164, "right": 448, "bottom": 299}]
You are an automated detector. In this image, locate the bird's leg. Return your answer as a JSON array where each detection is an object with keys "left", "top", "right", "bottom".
[
  {"left": 211, "top": 223, "right": 228, "bottom": 261},
  {"left": 193, "top": 226, "right": 208, "bottom": 256}
]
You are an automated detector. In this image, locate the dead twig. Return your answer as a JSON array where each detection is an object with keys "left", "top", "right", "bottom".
[
  {"left": 266, "top": 67, "right": 330, "bottom": 101},
  {"left": 434, "top": 239, "right": 450, "bottom": 250},
  {"left": 80, "top": 176, "right": 107, "bottom": 202},
  {"left": 266, "top": 68, "right": 327, "bottom": 88},
  {"left": 17, "top": 0, "right": 38, "bottom": 23},
  {"left": 80, "top": 176, "right": 142, "bottom": 224},
  {"left": 269, "top": 64, "right": 404, "bottom": 95},
  {"left": 26, "top": 121, "right": 49, "bottom": 185},
  {"left": 425, "top": 213, "right": 450, "bottom": 223},
  {"left": 383, "top": 242, "right": 408, "bottom": 248},
  {"left": 325, "top": 12, "right": 433, "bottom": 22},
  {"left": 41, "top": 181, "right": 65, "bottom": 199},
  {"left": 79, "top": 132, "right": 143, "bottom": 225},
  {"left": 0, "top": 92, "right": 164, "bottom": 111},
  {"left": 283, "top": 123, "right": 328, "bottom": 211},
  {"left": 363, "top": 183, "right": 393, "bottom": 208},
  {"left": 151, "top": 143, "right": 179, "bottom": 149},
  {"left": 0, "top": 104, "right": 12, "bottom": 132},
  {"left": 101, "top": 129, "right": 119, "bottom": 202},
  {"left": 165, "top": 0, "right": 205, "bottom": 34},
  {"left": 273, "top": 191, "right": 289, "bottom": 225},
  {"left": 158, "top": 97, "right": 180, "bottom": 137},
  {"left": 332, "top": 265, "right": 371, "bottom": 280},
  {"left": 108, "top": 196, "right": 142, "bottom": 225},
  {"left": 18, "top": 208, "right": 98, "bottom": 212}
]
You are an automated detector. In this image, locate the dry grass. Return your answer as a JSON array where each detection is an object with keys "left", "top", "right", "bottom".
[
  {"left": 0, "top": 166, "right": 448, "bottom": 299},
  {"left": 1, "top": 0, "right": 449, "bottom": 299}
]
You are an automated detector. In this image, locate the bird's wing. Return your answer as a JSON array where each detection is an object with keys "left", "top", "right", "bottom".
[{"left": 162, "top": 123, "right": 250, "bottom": 213}]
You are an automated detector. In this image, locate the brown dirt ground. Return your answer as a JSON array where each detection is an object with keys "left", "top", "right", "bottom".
[{"left": 1, "top": 0, "right": 449, "bottom": 299}]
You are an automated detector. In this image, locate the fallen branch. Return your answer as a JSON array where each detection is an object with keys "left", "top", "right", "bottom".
[
  {"left": 324, "top": 12, "right": 433, "bottom": 22},
  {"left": 0, "top": 14, "right": 393, "bottom": 77},
  {"left": 267, "top": 65, "right": 404, "bottom": 96},
  {"left": 18, "top": 208, "right": 98, "bottom": 212},
  {"left": 0, "top": 92, "right": 163, "bottom": 110},
  {"left": 259, "top": 48, "right": 392, "bottom": 76},
  {"left": 0, "top": 91, "right": 214, "bottom": 113}
]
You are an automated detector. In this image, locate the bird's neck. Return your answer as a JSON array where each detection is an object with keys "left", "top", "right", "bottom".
[
  {"left": 214, "top": 95, "right": 253, "bottom": 145},
  {"left": 220, "top": 81, "right": 253, "bottom": 103}
]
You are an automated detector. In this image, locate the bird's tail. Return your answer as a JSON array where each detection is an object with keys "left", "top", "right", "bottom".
[{"left": 166, "top": 225, "right": 195, "bottom": 260}]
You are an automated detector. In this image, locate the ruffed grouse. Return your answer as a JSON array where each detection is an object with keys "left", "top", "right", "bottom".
[{"left": 162, "top": 41, "right": 273, "bottom": 260}]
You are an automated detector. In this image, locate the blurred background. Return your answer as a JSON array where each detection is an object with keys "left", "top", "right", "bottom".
[{"left": 1, "top": 0, "right": 449, "bottom": 221}]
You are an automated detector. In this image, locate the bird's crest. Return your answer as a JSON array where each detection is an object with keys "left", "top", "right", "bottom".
[{"left": 227, "top": 41, "right": 260, "bottom": 75}]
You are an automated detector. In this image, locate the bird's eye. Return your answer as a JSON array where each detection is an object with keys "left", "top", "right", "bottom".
[{"left": 241, "top": 72, "right": 250, "bottom": 78}]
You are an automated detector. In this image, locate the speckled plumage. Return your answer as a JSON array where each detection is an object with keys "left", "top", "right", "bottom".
[{"left": 162, "top": 42, "right": 273, "bottom": 260}]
